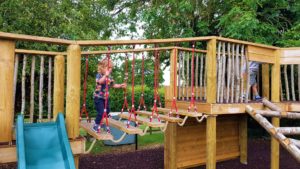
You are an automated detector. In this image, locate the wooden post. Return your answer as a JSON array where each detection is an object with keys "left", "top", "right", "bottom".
[
  {"left": 206, "top": 38, "right": 217, "bottom": 169},
  {"left": 164, "top": 123, "right": 177, "bottom": 169},
  {"left": 53, "top": 55, "right": 65, "bottom": 120},
  {"left": 66, "top": 45, "right": 81, "bottom": 139},
  {"left": 170, "top": 48, "right": 178, "bottom": 98},
  {"left": 206, "top": 38, "right": 217, "bottom": 103},
  {"left": 271, "top": 49, "right": 281, "bottom": 169},
  {"left": 239, "top": 114, "right": 248, "bottom": 164},
  {"left": 262, "top": 64, "right": 270, "bottom": 99},
  {"left": 164, "top": 48, "right": 178, "bottom": 169},
  {"left": 206, "top": 115, "right": 217, "bottom": 169},
  {"left": 0, "top": 39, "right": 15, "bottom": 143},
  {"left": 66, "top": 45, "right": 81, "bottom": 169}
]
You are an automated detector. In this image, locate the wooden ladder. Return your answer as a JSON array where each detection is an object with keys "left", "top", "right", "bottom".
[{"left": 246, "top": 98, "right": 300, "bottom": 163}]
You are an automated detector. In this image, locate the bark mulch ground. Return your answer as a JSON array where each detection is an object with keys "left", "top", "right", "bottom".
[{"left": 1, "top": 139, "right": 299, "bottom": 169}]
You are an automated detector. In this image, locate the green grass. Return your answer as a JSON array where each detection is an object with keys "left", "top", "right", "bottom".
[{"left": 138, "top": 132, "right": 164, "bottom": 146}]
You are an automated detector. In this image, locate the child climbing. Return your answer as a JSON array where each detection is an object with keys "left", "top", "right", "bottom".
[
  {"left": 243, "top": 61, "right": 262, "bottom": 101},
  {"left": 92, "top": 58, "right": 127, "bottom": 132}
]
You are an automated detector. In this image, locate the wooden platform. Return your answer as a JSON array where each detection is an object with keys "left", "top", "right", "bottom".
[
  {"left": 80, "top": 121, "right": 113, "bottom": 140},
  {"left": 107, "top": 118, "right": 143, "bottom": 135},
  {"left": 135, "top": 110, "right": 183, "bottom": 123},
  {"left": 156, "top": 107, "right": 202, "bottom": 117},
  {"left": 119, "top": 112, "right": 165, "bottom": 128}
]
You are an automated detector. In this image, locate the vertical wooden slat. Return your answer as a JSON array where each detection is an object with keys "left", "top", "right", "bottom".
[
  {"left": 30, "top": 56, "right": 36, "bottom": 122},
  {"left": 200, "top": 54, "right": 204, "bottom": 101},
  {"left": 186, "top": 52, "right": 189, "bottom": 100},
  {"left": 164, "top": 123, "right": 177, "bottom": 169},
  {"left": 235, "top": 44, "right": 240, "bottom": 103},
  {"left": 195, "top": 53, "right": 199, "bottom": 100},
  {"left": 206, "top": 115, "right": 217, "bottom": 169},
  {"left": 239, "top": 114, "right": 248, "bottom": 164},
  {"left": 66, "top": 44, "right": 81, "bottom": 139},
  {"left": 47, "top": 57, "right": 53, "bottom": 120},
  {"left": 240, "top": 45, "right": 245, "bottom": 102},
  {"left": 231, "top": 44, "right": 235, "bottom": 103},
  {"left": 271, "top": 49, "right": 281, "bottom": 169},
  {"left": 217, "top": 41, "right": 221, "bottom": 103},
  {"left": 220, "top": 42, "right": 226, "bottom": 103},
  {"left": 12, "top": 54, "right": 19, "bottom": 114},
  {"left": 245, "top": 46, "right": 250, "bottom": 103},
  {"left": 21, "top": 55, "right": 27, "bottom": 114},
  {"left": 291, "top": 65, "right": 296, "bottom": 101},
  {"left": 262, "top": 64, "right": 270, "bottom": 99},
  {"left": 226, "top": 43, "right": 231, "bottom": 103},
  {"left": 39, "top": 56, "right": 44, "bottom": 122},
  {"left": 284, "top": 65, "right": 290, "bottom": 101},
  {"left": 0, "top": 39, "right": 15, "bottom": 142},
  {"left": 53, "top": 55, "right": 64, "bottom": 119}
]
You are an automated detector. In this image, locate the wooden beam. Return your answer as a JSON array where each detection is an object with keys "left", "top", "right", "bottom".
[
  {"left": 53, "top": 55, "right": 65, "bottom": 120},
  {"left": 0, "top": 138, "right": 85, "bottom": 163},
  {"left": 0, "top": 39, "right": 15, "bottom": 142},
  {"left": 164, "top": 123, "right": 177, "bottom": 169},
  {"left": 15, "top": 49, "right": 65, "bottom": 56},
  {"left": 206, "top": 38, "right": 217, "bottom": 103},
  {"left": 280, "top": 48, "right": 300, "bottom": 64},
  {"left": 262, "top": 64, "right": 270, "bottom": 99},
  {"left": 81, "top": 46, "right": 206, "bottom": 55},
  {"left": 77, "top": 36, "right": 214, "bottom": 46},
  {"left": 0, "top": 31, "right": 73, "bottom": 45},
  {"left": 66, "top": 45, "right": 81, "bottom": 139},
  {"left": 206, "top": 115, "right": 217, "bottom": 169},
  {"left": 239, "top": 115, "right": 248, "bottom": 164}
]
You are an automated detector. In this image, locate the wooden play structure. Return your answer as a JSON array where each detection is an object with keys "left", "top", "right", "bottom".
[{"left": 0, "top": 31, "right": 300, "bottom": 169}]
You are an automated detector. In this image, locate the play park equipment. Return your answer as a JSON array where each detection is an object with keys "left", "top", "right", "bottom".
[{"left": 0, "top": 31, "right": 299, "bottom": 169}]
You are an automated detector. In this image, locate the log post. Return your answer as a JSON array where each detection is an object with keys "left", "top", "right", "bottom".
[
  {"left": 164, "top": 48, "right": 178, "bottom": 169},
  {"left": 271, "top": 49, "right": 281, "bottom": 169},
  {"left": 206, "top": 38, "right": 217, "bottom": 169},
  {"left": 66, "top": 45, "right": 81, "bottom": 139},
  {"left": 53, "top": 55, "right": 65, "bottom": 120},
  {"left": 239, "top": 114, "right": 248, "bottom": 164},
  {"left": 0, "top": 39, "right": 15, "bottom": 143}
]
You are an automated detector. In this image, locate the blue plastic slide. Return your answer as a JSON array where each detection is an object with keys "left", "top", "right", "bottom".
[{"left": 16, "top": 113, "right": 76, "bottom": 169}]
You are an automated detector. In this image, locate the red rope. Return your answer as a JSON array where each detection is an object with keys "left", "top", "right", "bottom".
[
  {"left": 80, "top": 55, "right": 90, "bottom": 122},
  {"left": 138, "top": 52, "right": 146, "bottom": 111},
  {"left": 121, "top": 53, "right": 129, "bottom": 113},
  {"left": 188, "top": 42, "right": 197, "bottom": 112},
  {"left": 151, "top": 46, "right": 161, "bottom": 122},
  {"left": 100, "top": 47, "right": 111, "bottom": 133},
  {"left": 127, "top": 46, "right": 138, "bottom": 128}
]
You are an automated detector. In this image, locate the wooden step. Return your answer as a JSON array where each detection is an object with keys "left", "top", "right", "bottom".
[
  {"left": 135, "top": 110, "right": 183, "bottom": 123},
  {"left": 119, "top": 112, "right": 165, "bottom": 128},
  {"left": 156, "top": 107, "right": 202, "bottom": 117},
  {"left": 80, "top": 121, "right": 113, "bottom": 140},
  {"left": 107, "top": 118, "right": 143, "bottom": 135}
]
